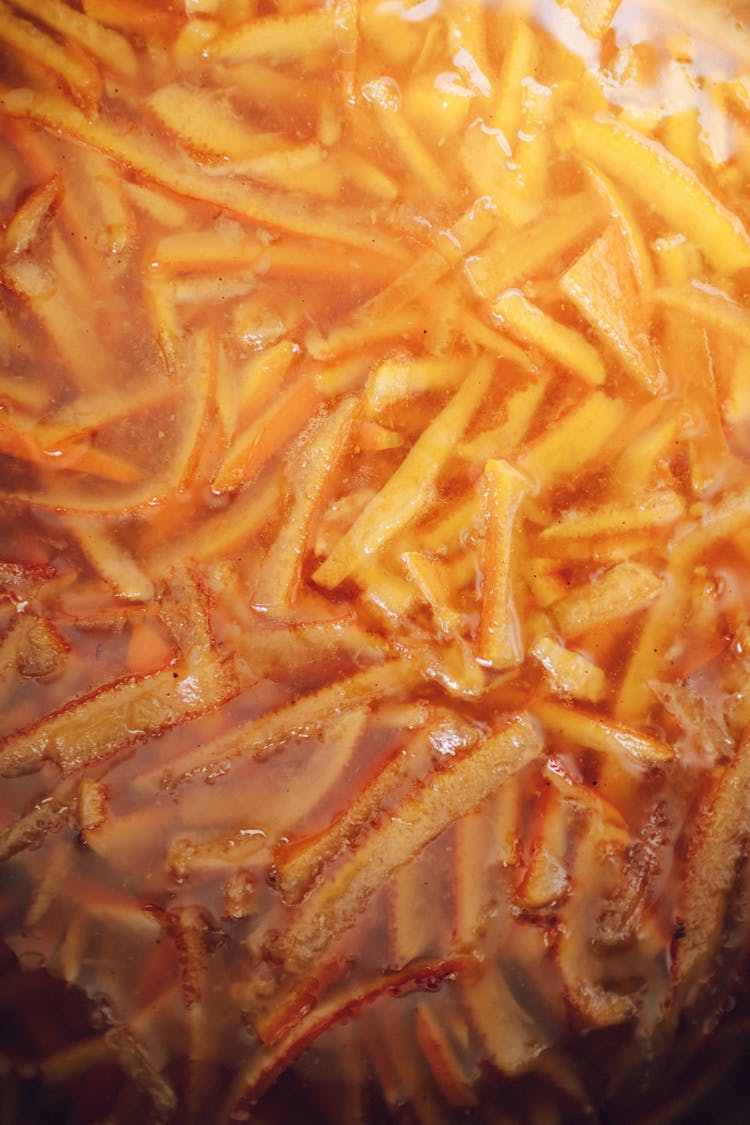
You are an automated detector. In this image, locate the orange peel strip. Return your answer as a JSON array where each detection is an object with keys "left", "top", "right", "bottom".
[
  {"left": 0, "top": 1, "right": 101, "bottom": 113},
  {"left": 568, "top": 114, "right": 750, "bottom": 274},
  {"left": 462, "top": 959, "right": 552, "bottom": 1075},
  {"left": 0, "top": 88, "right": 407, "bottom": 257},
  {"left": 364, "top": 78, "right": 453, "bottom": 201},
  {"left": 104, "top": 1027, "right": 178, "bottom": 1120},
  {"left": 532, "top": 698, "right": 673, "bottom": 763},
  {"left": 672, "top": 726, "right": 750, "bottom": 1009},
  {"left": 615, "top": 562, "right": 691, "bottom": 722},
  {"left": 1, "top": 256, "right": 109, "bottom": 395},
  {"left": 144, "top": 471, "right": 280, "bottom": 572},
  {"left": 0, "top": 648, "right": 236, "bottom": 778},
  {"left": 82, "top": 0, "right": 175, "bottom": 40},
  {"left": 0, "top": 788, "right": 75, "bottom": 863},
  {"left": 561, "top": 223, "right": 662, "bottom": 392},
  {"left": 172, "top": 327, "right": 217, "bottom": 492},
  {"left": 388, "top": 850, "right": 450, "bottom": 969},
  {"left": 236, "top": 340, "right": 299, "bottom": 426},
  {"left": 530, "top": 636, "right": 606, "bottom": 703},
  {"left": 662, "top": 310, "right": 728, "bottom": 495},
  {"left": 458, "top": 374, "right": 550, "bottom": 464},
  {"left": 519, "top": 390, "right": 627, "bottom": 491},
  {"left": 308, "top": 196, "right": 498, "bottom": 360},
  {"left": 10, "top": 0, "right": 137, "bottom": 76},
  {"left": 48, "top": 382, "right": 179, "bottom": 443},
  {"left": 456, "top": 308, "right": 534, "bottom": 369},
  {"left": 655, "top": 282, "right": 750, "bottom": 347},
  {"left": 211, "top": 7, "right": 339, "bottom": 64},
  {"left": 476, "top": 459, "right": 530, "bottom": 669},
  {"left": 555, "top": 826, "right": 639, "bottom": 1027},
  {"left": 0, "top": 370, "right": 49, "bottom": 414},
  {"left": 0, "top": 412, "right": 142, "bottom": 485},
  {"left": 582, "top": 159, "right": 655, "bottom": 300},
  {"left": 4, "top": 170, "right": 62, "bottom": 256},
  {"left": 279, "top": 715, "right": 476, "bottom": 904},
  {"left": 492, "top": 14, "right": 537, "bottom": 143},
  {"left": 137, "top": 658, "right": 423, "bottom": 790},
  {"left": 313, "top": 356, "right": 494, "bottom": 589},
  {"left": 515, "top": 787, "right": 570, "bottom": 910},
  {"left": 69, "top": 518, "right": 155, "bottom": 602},
  {"left": 253, "top": 397, "right": 360, "bottom": 610},
  {"left": 265, "top": 714, "right": 542, "bottom": 1001},
  {"left": 401, "top": 551, "right": 462, "bottom": 635},
  {"left": 552, "top": 559, "right": 664, "bottom": 638},
  {"left": 464, "top": 192, "right": 602, "bottom": 300},
  {"left": 211, "top": 375, "right": 320, "bottom": 494},
  {"left": 453, "top": 807, "right": 500, "bottom": 947},
  {"left": 540, "top": 490, "right": 685, "bottom": 540},
  {"left": 365, "top": 354, "right": 468, "bottom": 415},
  {"left": 151, "top": 228, "right": 264, "bottom": 273},
  {"left": 146, "top": 83, "right": 282, "bottom": 163},
  {"left": 492, "top": 290, "right": 606, "bottom": 386},
  {"left": 220, "top": 960, "right": 468, "bottom": 1119}
]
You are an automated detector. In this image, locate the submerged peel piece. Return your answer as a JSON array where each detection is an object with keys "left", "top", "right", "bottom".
[
  {"left": 568, "top": 114, "right": 750, "bottom": 274},
  {"left": 552, "top": 559, "right": 664, "bottom": 638},
  {"left": 476, "top": 459, "right": 530, "bottom": 669},
  {"left": 672, "top": 727, "right": 750, "bottom": 1011},
  {"left": 142, "top": 659, "right": 422, "bottom": 788},
  {"left": 0, "top": 652, "right": 235, "bottom": 777},
  {"left": 0, "top": 88, "right": 405, "bottom": 256},
  {"left": 253, "top": 397, "right": 360, "bottom": 609},
  {"left": 519, "top": 391, "right": 626, "bottom": 490},
  {"left": 492, "top": 290, "right": 606, "bottom": 386},
  {"left": 314, "top": 357, "right": 494, "bottom": 589},
  {"left": 561, "top": 223, "right": 661, "bottom": 392},
  {"left": 257, "top": 713, "right": 542, "bottom": 1037},
  {"left": 533, "top": 699, "right": 673, "bottom": 763}
]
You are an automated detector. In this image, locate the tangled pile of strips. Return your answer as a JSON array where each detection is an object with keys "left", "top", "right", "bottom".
[{"left": 1, "top": 0, "right": 750, "bottom": 1121}]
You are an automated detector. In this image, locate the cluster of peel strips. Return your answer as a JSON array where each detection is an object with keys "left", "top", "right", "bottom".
[{"left": 1, "top": 0, "right": 750, "bottom": 1121}]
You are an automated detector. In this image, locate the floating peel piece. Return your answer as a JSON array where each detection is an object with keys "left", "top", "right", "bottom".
[
  {"left": 314, "top": 357, "right": 494, "bottom": 589},
  {"left": 492, "top": 290, "right": 606, "bottom": 386},
  {"left": 476, "top": 459, "right": 530, "bottom": 669},
  {"left": 561, "top": 223, "right": 662, "bottom": 392},
  {"left": 568, "top": 114, "right": 750, "bottom": 274}
]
